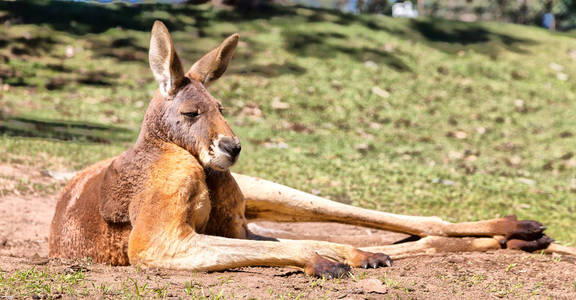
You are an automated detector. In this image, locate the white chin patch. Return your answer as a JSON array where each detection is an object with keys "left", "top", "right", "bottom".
[{"left": 202, "top": 135, "right": 236, "bottom": 171}]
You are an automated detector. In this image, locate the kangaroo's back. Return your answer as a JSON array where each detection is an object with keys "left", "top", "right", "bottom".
[{"left": 49, "top": 158, "right": 132, "bottom": 265}]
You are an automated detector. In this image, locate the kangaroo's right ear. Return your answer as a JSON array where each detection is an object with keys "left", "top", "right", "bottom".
[
  {"left": 186, "top": 33, "right": 239, "bottom": 86},
  {"left": 149, "top": 21, "right": 185, "bottom": 97}
]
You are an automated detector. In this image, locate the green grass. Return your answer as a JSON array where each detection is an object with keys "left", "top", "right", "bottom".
[
  {"left": 0, "top": 266, "right": 86, "bottom": 297},
  {"left": 0, "top": 1, "right": 575, "bottom": 246}
]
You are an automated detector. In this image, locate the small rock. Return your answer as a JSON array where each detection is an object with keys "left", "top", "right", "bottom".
[
  {"left": 454, "top": 131, "right": 467, "bottom": 139},
  {"left": 271, "top": 97, "right": 290, "bottom": 110},
  {"left": 564, "top": 159, "right": 576, "bottom": 169},
  {"left": 65, "top": 45, "right": 75, "bottom": 58},
  {"left": 358, "top": 278, "right": 387, "bottom": 294},
  {"left": 64, "top": 264, "right": 89, "bottom": 274},
  {"left": 514, "top": 99, "right": 526, "bottom": 112},
  {"left": 364, "top": 60, "right": 378, "bottom": 69},
  {"left": 517, "top": 178, "right": 535, "bottom": 185},
  {"left": 41, "top": 170, "right": 77, "bottom": 181},
  {"left": 355, "top": 143, "right": 372, "bottom": 153},
  {"left": 383, "top": 43, "right": 394, "bottom": 52},
  {"left": 448, "top": 151, "right": 464, "bottom": 160},
  {"left": 508, "top": 156, "right": 522, "bottom": 166},
  {"left": 432, "top": 179, "right": 456, "bottom": 186},
  {"left": 27, "top": 253, "right": 49, "bottom": 265},
  {"left": 371, "top": 86, "right": 390, "bottom": 98},
  {"left": 549, "top": 62, "right": 564, "bottom": 72},
  {"left": 263, "top": 141, "right": 288, "bottom": 149},
  {"left": 569, "top": 49, "right": 576, "bottom": 61},
  {"left": 557, "top": 73, "right": 568, "bottom": 81},
  {"left": 369, "top": 122, "right": 381, "bottom": 130},
  {"left": 343, "top": 288, "right": 363, "bottom": 295}
]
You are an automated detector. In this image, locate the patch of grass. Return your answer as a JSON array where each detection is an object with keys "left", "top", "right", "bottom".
[
  {"left": 380, "top": 274, "right": 402, "bottom": 289},
  {"left": 349, "top": 270, "right": 367, "bottom": 281},
  {"left": 457, "top": 273, "right": 487, "bottom": 287},
  {"left": 309, "top": 276, "right": 326, "bottom": 288},
  {"left": 0, "top": 267, "right": 86, "bottom": 297},
  {"left": 505, "top": 263, "right": 518, "bottom": 272},
  {"left": 0, "top": 174, "right": 62, "bottom": 196},
  {"left": 0, "top": 0, "right": 574, "bottom": 247}
]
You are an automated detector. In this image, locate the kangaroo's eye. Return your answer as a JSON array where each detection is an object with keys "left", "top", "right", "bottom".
[{"left": 181, "top": 111, "right": 200, "bottom": 118}]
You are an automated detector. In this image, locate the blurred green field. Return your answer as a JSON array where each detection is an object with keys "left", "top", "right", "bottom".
[{"left": 0, "top": 1, "right": 574, "bottom": 244}]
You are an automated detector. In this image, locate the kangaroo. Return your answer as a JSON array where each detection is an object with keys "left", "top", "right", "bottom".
[{"left": 49, "top": 21, "right": 574, "bottom": 278}]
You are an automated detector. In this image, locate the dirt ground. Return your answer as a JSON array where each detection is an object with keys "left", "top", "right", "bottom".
[{"left": 1, "top": 163, "right": 575, "bottom": 299}]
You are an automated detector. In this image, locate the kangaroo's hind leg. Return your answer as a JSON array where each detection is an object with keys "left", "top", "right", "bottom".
[{"left": 234, "top": 173, "right": 546, "bottom": 240}]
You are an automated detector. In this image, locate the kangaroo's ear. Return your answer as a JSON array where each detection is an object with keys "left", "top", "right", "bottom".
[
  {"left": 186, "top": 33, "right": 239, "bottom": 85},
  {"left": 149, "top": 21, "right": 185, "bottom": 97}
]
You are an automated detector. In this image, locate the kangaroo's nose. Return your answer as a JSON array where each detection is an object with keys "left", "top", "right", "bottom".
[{"left": 218, "top": 136, "right": 241, "bottom": 158}]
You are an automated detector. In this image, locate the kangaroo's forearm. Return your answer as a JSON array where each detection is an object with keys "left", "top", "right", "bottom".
[{"left": 132, "top": 233, "right": 356, "bottom": 271}]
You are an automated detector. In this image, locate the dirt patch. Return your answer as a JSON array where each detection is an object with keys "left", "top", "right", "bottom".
[{"left": 0, "top": 164, "right": 575, "bottom": 298}]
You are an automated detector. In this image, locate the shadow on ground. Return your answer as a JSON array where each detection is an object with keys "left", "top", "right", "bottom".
[
  {"left": 0, "top": 0, "right": 538, "bottom": 85},
  {"left": 279, "top": 7, "right": 537, "bottom": 58},
  {"left": 0, "top": 113, "right": 135, "bottom": 144},
  {"left": 409, "top": 19, "right": 536, "bottom": 56},
  {"left": 282, "top": 29, "right": 412, "bottom": 71}
]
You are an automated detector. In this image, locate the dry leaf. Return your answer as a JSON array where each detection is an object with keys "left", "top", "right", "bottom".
[{"left": 371, "top": 86, "right": 390, "bottom": 98}]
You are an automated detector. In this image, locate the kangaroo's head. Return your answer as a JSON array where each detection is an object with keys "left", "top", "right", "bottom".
[{"left": 144, "top": 21, "right": 241, "bottom": 171}]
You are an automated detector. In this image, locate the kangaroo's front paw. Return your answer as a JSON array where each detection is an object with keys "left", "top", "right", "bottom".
[
  {"left": 350, "top": 249, "right": 393, "bottom": 269},
  {"left": 304, "top": 254, "right": 351, "bottom": 279},
  {"left": 501, "top": 215, "right": 546, "bottom": 240}
]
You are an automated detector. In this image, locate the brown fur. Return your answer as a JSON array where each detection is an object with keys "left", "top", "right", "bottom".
[
  {"left": 49, "top": 21, "right": 573, "bottom": 278},
  {"left": 50, "top": 158, "right": 131, "bottom": 265}
]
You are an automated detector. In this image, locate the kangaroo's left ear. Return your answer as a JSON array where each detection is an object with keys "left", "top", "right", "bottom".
[
  {"left": 149, "top": 20, "right": 186, "bottom": 97},
  {"left": 186, "top": 33, "right": 239, "bottom": 85}
]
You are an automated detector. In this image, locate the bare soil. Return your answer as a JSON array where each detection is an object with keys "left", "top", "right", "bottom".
[{"left": 1, "top": 163, "right": 575, "bottom": 299}]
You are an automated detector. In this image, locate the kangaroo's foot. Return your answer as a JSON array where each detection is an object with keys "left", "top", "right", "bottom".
[
  {"left": 498, "top": 215, "right": 547, "bottom": 241},
  {"left": 304, "top": 254, "right": 351, "bottom": 279}
]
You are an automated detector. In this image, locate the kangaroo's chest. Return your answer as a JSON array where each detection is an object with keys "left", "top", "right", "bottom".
[
  {"left": 186, "top": 182, "right": 212, "bottom": 234},
  {"left": 150, "top": 170, "right": 246, "bottom": 238},
  {"left": 109, "top": 145, "right": 246, "bottom": 238}
]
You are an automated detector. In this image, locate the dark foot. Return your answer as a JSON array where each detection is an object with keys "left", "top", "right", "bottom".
[
  {"left": 304, "top": 254, "right": 351, "bottom": 279},
  {"left": 350, "top": 249, "right": 393, "bottom": 269},
  {"left": 501, "top": 215, "right": 546, "bottom": 241},
  {"left": 506, "top": 235, "right": 554, "bottom": 252}
]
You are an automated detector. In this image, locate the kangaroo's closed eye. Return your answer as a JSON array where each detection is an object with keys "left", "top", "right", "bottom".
[{"left": 181, "top": 111, "right": 200, "bottom": 118}]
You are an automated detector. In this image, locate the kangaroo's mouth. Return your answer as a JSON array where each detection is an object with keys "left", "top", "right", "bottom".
[
  {"left": 207, "top": 150, "right": 237, "bottom": 171},
  {"left": 198, "top": 139, "right": 239, "bottom": 171}
]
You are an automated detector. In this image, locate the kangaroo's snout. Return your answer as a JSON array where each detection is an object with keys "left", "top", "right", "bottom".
[{"left": 218, "top": 136, "right": 241, "bottom": 159}]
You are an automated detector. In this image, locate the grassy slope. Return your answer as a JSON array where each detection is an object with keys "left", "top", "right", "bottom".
[{"left": 0, "top": 1, "right": 575, "bottom": 244}]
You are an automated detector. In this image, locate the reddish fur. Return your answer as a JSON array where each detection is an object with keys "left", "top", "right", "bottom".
[
  {"left": 49, "top": 159, "right": 131, "bottom": 265},
  {"left": 49, "top": 93, "right": 245, "bottom": 266},
  {"left": 49, "top": 24, "right": 245, "bottom": 265},
  {"left": 127, "top": 144, "right": 212, "bottom": 262}
]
